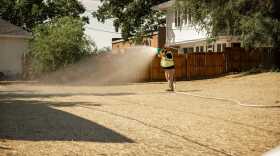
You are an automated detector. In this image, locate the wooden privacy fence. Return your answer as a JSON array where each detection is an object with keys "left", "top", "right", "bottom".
[
  {"left": 149, "top": 47, "right": 276, "bottom": 81},
  {"left": 149, "top": 52, "right": 226, "bottom": 81},
  {"left": 186, "top": 52, "right": 225, "bottom": 80},
  {"left": 226, "top": 47, "right": 276, "bottom": 72}
]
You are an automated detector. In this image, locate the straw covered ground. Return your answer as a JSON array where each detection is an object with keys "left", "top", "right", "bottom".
[{"left": 0, "top": 72, "right": 279, "bottom": 156}]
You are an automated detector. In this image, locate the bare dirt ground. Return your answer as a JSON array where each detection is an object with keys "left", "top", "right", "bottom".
[{"left": 0, "top": 72, "right": 279, "bottom": 156}]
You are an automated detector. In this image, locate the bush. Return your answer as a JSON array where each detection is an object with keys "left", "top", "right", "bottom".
[{"left": 30, "top": 16, "right": 97, "bottom": 73}]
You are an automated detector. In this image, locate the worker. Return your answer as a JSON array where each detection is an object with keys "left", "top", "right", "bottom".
[{"left": 158, "top": 47, "right": 175, "bottom": 91}]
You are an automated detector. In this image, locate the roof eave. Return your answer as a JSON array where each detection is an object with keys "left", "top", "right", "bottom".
[
  {"left": 171, "top": 38, "right": 208, "bottom": 46},
  {"left": 0, "top": 34, "right": 32, "bottom": 39},
  {"left": 152, "top": 0, "right": 174, "bottom": 11}
]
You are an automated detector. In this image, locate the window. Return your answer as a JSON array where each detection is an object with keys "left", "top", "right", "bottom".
[
  {"left": 175, "top": 10, "right": 181, "bottom": 27},
  {"left": 175, "top": 10, "right": 178, "bottom": 27},
  {"left": 231, "top": 43, "right": 241, "bottom": 48},
  {"left": 183, "top": 48, "right": 188, "bottom": 53},
  {"left": 217, "top": 44, "right": 222, "bottom": 52},
  {"left": 196, "top": 46, "right": 199, "bottom": 52},
  {"left": 183, "top": 9, "right": 191, "bottom": 25},
  {"left": 188, "top": 12, "right": 192, "bottom": 24},
  {"left": 207, "top": 45, "right": 213, "bottom": 52},
  {"left": 222, "top": 43, "right": 227, "bottom": 51},
  {"left": 175, "top": 8, "right": 191, "bottom": 27},
  {"left": 200, "top": 46, "right": 204, "bottom": 52},
  {"left": 183, "top": 47, "right": 194, "bottom": 53},
  {"left": 189, "top": 47, "right": 194, "bottom": 53},
  {"left": 183, "top": 9, "right": 188, "bottom": 25}
]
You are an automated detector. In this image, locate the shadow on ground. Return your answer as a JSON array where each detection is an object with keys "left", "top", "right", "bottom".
[
  {"left": 0, "top": 91, "right": 134, "bottom": 143},
  {"left": 0, "top": 91, "right": 136, "bottom": 99},
  {"left": 231, "top": 68, "right": 271, "bottom": 78}
]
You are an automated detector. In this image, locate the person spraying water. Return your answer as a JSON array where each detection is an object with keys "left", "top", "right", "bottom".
[{"left": 157, "top": 47, "right": 176, "bottom": 91}]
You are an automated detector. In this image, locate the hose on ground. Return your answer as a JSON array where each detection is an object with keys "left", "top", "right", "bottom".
[{"left": 175, "top": 91, "right": 280, "bottom": 108}]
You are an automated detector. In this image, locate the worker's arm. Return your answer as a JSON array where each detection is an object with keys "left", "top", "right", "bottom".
[
  {"left": 157, "top": 48, "right": 165, "bottom": 58},
  {"left": 157, "top": 53, "right": 162, "bottom": 58}
]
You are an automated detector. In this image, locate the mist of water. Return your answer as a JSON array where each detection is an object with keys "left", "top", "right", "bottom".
[{"left": 40, "top": 46, "right": 158, "bottom": 85}]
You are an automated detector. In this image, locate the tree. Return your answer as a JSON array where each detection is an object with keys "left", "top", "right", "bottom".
[
  {"left": 93, "top": 0, "right": 167, "bottom": 40},
  {"left": 30, "top": 16, "right": 97, "bottom": 73},
  {"left": 175, "top": 0, "right": 280, "bottom": 50},
  {"left": 0, "top": 0, "right": 87, "bottom": 31}
]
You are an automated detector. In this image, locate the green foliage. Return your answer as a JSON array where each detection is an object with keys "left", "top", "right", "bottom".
[
  {"left": 270, "top": 65, "right": 280, "bottom": 72},
  {"left": 175, "top": 0, "right": 280, "bottom": 49},
  {"left": 93, "top": 0, "right": 166, "bottom": 40},
  {"left": 30, "top": 16, "right": 96, "bottom": 73},
  {"left": 0, "top": 0, "right": 87, "bottom": 31}
]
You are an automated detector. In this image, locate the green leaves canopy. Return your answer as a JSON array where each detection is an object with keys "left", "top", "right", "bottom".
[
  {"left": 30, "top": 16, "right": 96, "bottom": 73},
  {"left": 93, "top": 0, "right": 166, "bottom": 40},
  {"left": 0, "top": 0, "right": 86, "bottom": 31},
  {"left": 175, "top": 0, "right": 280, "bottom": 49}
]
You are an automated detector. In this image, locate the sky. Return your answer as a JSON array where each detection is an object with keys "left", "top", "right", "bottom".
[{"left": 79, "top": 0, "right": 121, "bottom": 49}]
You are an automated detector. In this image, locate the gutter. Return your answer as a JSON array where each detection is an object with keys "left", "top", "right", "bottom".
[
  {"left": 171, "top": 38, "right": 208, "bottom": 46},
  {"left": 0, "top": 34, "right": 32, "bottom": 39}
]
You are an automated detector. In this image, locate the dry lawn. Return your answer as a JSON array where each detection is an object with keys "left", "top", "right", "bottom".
[{"left": 0, "top": 72, "right": 279, "bottom": 156}]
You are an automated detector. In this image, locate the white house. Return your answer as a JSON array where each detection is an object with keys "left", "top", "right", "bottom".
[
  {"left": 0, "top": 18, "right": 31, "bottom": 79},
  {"left": 153, "top": 0, "right": 240, "bottom": 53}
]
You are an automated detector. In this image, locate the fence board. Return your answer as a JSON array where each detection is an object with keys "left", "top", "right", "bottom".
[
  {"left": 185, "top": 52, "right": 226, "bottom": 80},
  {"left": 225, "top": 47, "right": 275, "bottom": 72}
]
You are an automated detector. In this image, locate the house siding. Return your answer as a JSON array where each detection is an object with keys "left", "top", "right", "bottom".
[
  {"left": 155, "top": 0, "right": 240, "bottom": 53},
  {"left": 0, "top": 37, "right": 29, "bottom": 78},
  {"left": 166, "top": 8, "right": 207, "bottom": 46}
]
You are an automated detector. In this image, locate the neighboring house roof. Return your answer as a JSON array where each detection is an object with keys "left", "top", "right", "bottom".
[
  {"left": 0, "top": 18, "right": 31, "bottom": 39},
  {"left": 112, "top": 31, "right": 160, "bottom": 44}
]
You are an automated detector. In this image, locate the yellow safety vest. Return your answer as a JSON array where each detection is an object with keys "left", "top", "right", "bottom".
[{"left": 160, "top": 53, "right": 174, "bottom": 68}]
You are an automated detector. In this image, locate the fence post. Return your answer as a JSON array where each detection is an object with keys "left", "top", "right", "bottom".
[
  {"left": 186, "top": 53, "right": 189, "bottom": 80},
  {"left": 150, "top": 58, "right": 153, "bottom": 81}
]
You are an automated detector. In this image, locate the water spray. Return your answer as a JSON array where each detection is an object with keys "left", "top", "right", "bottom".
[{"left": 40, "top": 46, "right": 160, "bottom": 85}]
